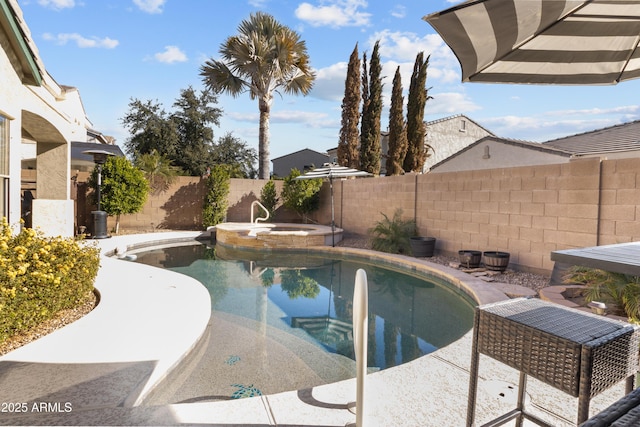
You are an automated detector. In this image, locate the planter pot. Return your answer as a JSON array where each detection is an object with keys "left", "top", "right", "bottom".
[
  {"left": 459, "top": 250, "right": 482, "bottom": 268},
  {"left": 483, "top": 251, "right": 510, "bottom": 272},
  {"left": 410, "top": 237, "right": 436, "bottom": 258}
]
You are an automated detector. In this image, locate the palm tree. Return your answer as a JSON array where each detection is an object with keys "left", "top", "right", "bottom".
[
  {"left": 200, "top": 12, "right": 316, "bottom": 179},
  {"left": 135, "top": 149, "right": 180, "bottom": 195}
]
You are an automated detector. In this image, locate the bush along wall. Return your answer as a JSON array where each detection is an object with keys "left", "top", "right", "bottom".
[{"left": 0, "top": 219, "right": 101, "bottom": 343}]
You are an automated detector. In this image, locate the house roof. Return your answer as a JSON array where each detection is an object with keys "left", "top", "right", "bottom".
[
  {"left": 430, "top": 135, "right": 573, "bottom": 170},
  {"left": 71, "top": 141, "right": 124, "bottom": 163},
  {"left": 271, "top": 148, "right": 328, "bottom": 162},
  {"left": 426, "top": 114, "right": 495, "bottom": 136},
  {"left": 1, "top": 0, "right": 44, "bottom": 86},
  {"left": 543, "top": 120, "right": 640, "bottom": 156}
]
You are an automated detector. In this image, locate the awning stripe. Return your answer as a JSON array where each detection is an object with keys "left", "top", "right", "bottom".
[{"left": 424, "top": 0, "right": 640, "bottom": 85}]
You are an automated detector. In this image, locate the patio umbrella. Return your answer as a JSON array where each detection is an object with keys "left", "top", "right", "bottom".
[
  {"left": 424, "top": 0, "right": 640, "bottom": 85},
  {"left": 295, "top": 163, "right": 372, "bottom": 246}
]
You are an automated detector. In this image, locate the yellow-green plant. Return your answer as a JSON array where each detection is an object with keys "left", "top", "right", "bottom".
[
  {"left": 0, "top": 219, "right": 100, "bottom": 343},
  {"left": 564, "top": 266, "right": 640, "bottom": 321},
  {"left": 369, "top": 209, "right": 416, "bottom": 255}
]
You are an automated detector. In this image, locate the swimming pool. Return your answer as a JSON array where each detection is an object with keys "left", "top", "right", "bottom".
[{"left": 131, "top": 241, "right": 475, "bottom": 404}]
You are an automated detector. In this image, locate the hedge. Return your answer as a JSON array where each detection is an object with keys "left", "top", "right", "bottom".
[{"left": 0, "top": 219, "right": 101, "bottom": 343}]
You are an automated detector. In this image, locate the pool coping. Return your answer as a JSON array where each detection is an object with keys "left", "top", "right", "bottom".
[{"left": 0, "top": 231, "right": 626, "bottom": 426}]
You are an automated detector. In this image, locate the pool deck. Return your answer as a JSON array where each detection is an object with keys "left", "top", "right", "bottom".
[{"left": 0, "top": 232, "right": 629, "bottom": 426}]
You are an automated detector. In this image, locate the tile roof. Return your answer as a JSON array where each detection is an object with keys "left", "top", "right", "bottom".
[{"left": 543, "top": 120, "right": 640, "bottom": 155}]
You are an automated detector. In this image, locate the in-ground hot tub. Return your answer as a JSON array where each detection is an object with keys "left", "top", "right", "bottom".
[{"left": 214, "top": 222, "right": 343, "bottom": 249}]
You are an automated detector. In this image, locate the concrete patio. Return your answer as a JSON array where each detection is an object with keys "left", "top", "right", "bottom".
[{"left": 0, "top": 232, "right": 630, "bottom": 426}]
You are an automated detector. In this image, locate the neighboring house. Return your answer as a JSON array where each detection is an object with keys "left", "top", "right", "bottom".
[
  {"left": 1, "top": 0, "right": 112, "bottom": 236},
  {"left": 431, "top": 119, "right": 640, "bottom": 173},
  {"left": 271, "top": 148, "right": 329, "bottom": 178},
  {"left": 543, "top": 120, "right": 640, "bottom": 159},
  {"left": 423, "top": 114, "right": 494, "bottom": 172},
  {"left": 430, "top": 136, "right": 573, "bottom": 173},
  {"left": 327, "top": 115, "right": 492, "bottom": 174}
]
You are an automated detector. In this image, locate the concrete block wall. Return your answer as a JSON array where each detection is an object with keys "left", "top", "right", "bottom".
[
  {"left": 414, "top": 158, "right": 602, "bottom": 274},
  {"left": 599, "top": 158, "right": 640, "bottom": 244},
  {"left": 337, "top": 158, "right": 607, "bottom": 275},
  {"left": 337, "top": 174, "right": 417, "bottom": 236}
]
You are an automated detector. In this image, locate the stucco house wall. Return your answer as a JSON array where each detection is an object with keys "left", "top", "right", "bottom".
[
  {"left": 271, "top": 148, "right": 329, "bottom": 178},
  {"left": 431, "top": 137, "right": 573, "bottom": 173},
  {"left": 2, "top": 0, "right": 110, "bottom": 237},
  {"left": 423, "top": 115, "right": 493, "bottom": 172}
]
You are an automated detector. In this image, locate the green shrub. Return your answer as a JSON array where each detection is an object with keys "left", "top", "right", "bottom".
[
  {"left": 369, "top": 209, "right": 416, "bottom": 254},
  {"left": 564, "top": 266, "right": 640, "bottom": 321},
  {"left": 0, "top": 219, "right": 100, "bottom": 343},
  {"left": 281, "top": 169, "right": 322, "bottom": 222},
  {"left": 203, "top": 164, "right": 230, "bottom": 227},
  {"left": 259, "top": 179, "right": 278, "bottom": 221}
]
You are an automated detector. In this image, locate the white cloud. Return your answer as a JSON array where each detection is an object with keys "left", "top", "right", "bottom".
[
  {"left": 544, "top": 105, "right": 640, "bottom": 117},
  {"left": 153, "top": 46, "right": 188, "bottom": 63},
  {"left": 228, "top": 110, "right": 337, "bottom": 129},
  {"left": 369, "top": 30, "right": 446, "bottom": 62},
  {"left": 38, "top": 0, "right": 75, "bottom": 10},
  {"left": 390, "top": 5, "right": 406, "bottom": 18},
  {"left": 425, "top": 91, "right": 481, "bottom": 116},
  {"left": 42, "top": 33, "right": 119, "bottom": 49},
  {"left": 480, "top": 106, "right": 640, "bottom": 142},
  {"left": 133, "top": 0, "right": 165, "bottom": 14},
  {"left": 295, "top": 0, "right": 371, "bottom": 28},
  {"left": 248, "top": 0, "right": 268, "bottom": 7},
  {"left": 311, "top": 62, "right": 348, "bottom": 102}
]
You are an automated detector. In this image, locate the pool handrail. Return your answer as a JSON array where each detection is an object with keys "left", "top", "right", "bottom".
[{"left": 251, "top": 200, "right": 270, "bottom": 224}]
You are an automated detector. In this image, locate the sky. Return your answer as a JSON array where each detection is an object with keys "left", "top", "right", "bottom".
[{"left": 18, "top": 0, "right": 640, "bottom": 163}]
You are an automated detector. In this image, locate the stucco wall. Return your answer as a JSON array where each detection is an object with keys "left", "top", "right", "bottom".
[
  {"left": 431, "top": 139, "right": 571, "bottom": 172},
  {"left": 424, "top": 117, "right": 493, "bottom": 171}
]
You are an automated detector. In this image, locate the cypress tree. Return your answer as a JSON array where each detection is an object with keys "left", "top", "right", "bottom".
[
  {"left": 359, "top": 51, "right": 369, "bottom": 170},
  {"left": 360, "top": 41, "right": 382, "bottom": 175},
  {"left": 386, "top": 66, "right": 407, "bottom": 176},
  {"left": 338, "top": 44, "right": 361, "bottom": 168},
  {"left": 404, "top": 52, "right": 431, "bottom": 173}
]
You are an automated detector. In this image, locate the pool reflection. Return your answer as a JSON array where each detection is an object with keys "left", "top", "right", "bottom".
[{"left": 133, "top": 242, "right": 475, "bottom": 371}]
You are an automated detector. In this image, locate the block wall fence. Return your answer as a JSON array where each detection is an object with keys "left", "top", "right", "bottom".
[{"left": 72, "top": 157, "right": 640, "bottom": 276}]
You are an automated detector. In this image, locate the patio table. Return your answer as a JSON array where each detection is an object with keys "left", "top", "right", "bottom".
[
  {"left": 467, "top": 298, "right": 640, "bottom": 427},
  {"left": 551, "top": 242, "right": 640, "bottom": 277}
]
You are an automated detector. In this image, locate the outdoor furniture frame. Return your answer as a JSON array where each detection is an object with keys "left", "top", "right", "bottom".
[{"left": 467, "top": 298, "right": 640, "bottom": 427}]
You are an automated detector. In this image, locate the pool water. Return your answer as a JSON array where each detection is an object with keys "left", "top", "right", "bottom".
[{"left": 133, "top": 242, "right": 475, "bottom": 403}]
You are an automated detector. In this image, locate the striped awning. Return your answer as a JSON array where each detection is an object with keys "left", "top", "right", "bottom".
[
  {"left": 424, "top": 0, "right": 640, "bottom": 85},
  {"left": 295, "top": 163, "right": 373, "bottom": 180}
]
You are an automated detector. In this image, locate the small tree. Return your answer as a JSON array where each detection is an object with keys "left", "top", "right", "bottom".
[
  {"left": 281, "top": 169, "right": 322, "bottom": 222},
  {"left": 88, "top": 156, "right": 149, "bottom": 234},
  {"left": 203, "top": 164, "right": 230, "bottom": 228},
  {"left": 260, "top": 179, "right": 279, "bottom": 221}
]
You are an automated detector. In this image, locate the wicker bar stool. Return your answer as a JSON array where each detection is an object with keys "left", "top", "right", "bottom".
[{"left": 467, "top": 298, "right": 640, "bottom": 427}]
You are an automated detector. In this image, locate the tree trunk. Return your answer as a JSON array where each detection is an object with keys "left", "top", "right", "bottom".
[{"left": 258, "top": 97, "right": 271, "bottom": 180}]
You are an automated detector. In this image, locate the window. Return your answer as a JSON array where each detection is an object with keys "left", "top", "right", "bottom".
[
  {"left": 460, "top": 119, "right": 467, "bottom": 132},
  {"left": 0, "top": 116, "right": 8, "bottom": 220}
]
